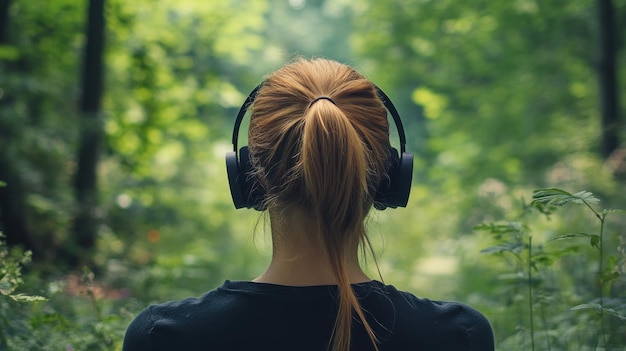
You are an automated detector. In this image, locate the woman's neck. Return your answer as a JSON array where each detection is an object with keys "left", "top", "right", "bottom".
[
  {"left": 253, "top": 207, "right": 370, "bottom": 286},
  {"left": 253, "top": 250, "right": 370, "bottom": 286}
]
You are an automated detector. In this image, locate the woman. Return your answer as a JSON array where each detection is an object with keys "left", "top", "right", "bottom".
[{"left": 123, "top": 58, "right": 494, "bottom": 351}]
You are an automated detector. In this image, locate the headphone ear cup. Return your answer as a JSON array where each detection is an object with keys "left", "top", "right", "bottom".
[
  {"left": 392, "top": 151, "right": 413, "bottom": 207},
  {"left": 374, "top": 147, "right": 399, "bottom": 210},
  {"left": 226, "top": 150, "right": 246, "bottom": 209},
  {"left": 374, "top": 148, "right": 413, "bottom": 209},
  {"left": 226, "top": 146, "right": 263, "bottom": 209},
  {"left": 238, "top": 147, "right": 266, "bottom": 210}
]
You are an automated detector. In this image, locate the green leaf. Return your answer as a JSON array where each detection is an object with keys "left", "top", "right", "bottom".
[
  {"left": 9, "top": 293, "right": 48, "bottom": 303},
  {"left": 0, "top": 279, "right": 15, "bottom": 295},
  {"left": 481, "top": 242, "right": 524, "bottom": 254},
  {"left": 604, "top": 308, "right": 626, "bottom": 321},
  {"left": 530, "top": 201, "right": 557, "bottom": 216},
  {"left": 573, "top": 191, "right": 600, "bottom": 204},
  {"left": 0, "top": 180, "right": 6, "bottom": 187},
  {"left": 571, "top": 303, "right": 602, "bottom": 311},
  {"left": 601, "top": 271, "right": 620, "bottom": 284},
  {"left": 473, "top": 222, "right": 525, "bottom": 235},
  {"left": 0, "top": 45, "right": 20, "bottom": 61},
  {"left": 532, "top": 188, "right": 600, "bottom": 206},
  {"left": 532, "top": 254, "right": 555, "bottom": 267},
  {"left": 571, "top": 303, "right": 626, "bottom": 321},
  {"left": 496, "top": 272, "right": 526, "bottom": 283},
  {"left": 532, "top": 188, "right": 572, "bottom": 205},
  {"left": 550, "top": 233, "right": 601, "bottom": 249},
  {"left": 603, "top": 208, "right": 626, "bottom": 216},
  {"left": 497, "top": 272, "right": 542, "bottom": 285},
  {"left": 29, "top": 312, "right": 71, "bottom": 330},
  {"left": 590, "top": 235, "right": 600, "bottom": 249}
]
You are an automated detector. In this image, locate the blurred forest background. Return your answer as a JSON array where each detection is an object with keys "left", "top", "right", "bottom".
[{"left": 1, "top": 0, "right": 625, "bottom": 350}]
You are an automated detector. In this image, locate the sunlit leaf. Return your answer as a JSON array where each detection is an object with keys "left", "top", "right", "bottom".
[
  {"left": 0, "top": 278, "right": 15, "bottom": 295},
  {"left": 9, "top": 293, "right": 48, "bottom": 303},
  {"left": 0, "top": 45, "right": 20, "bottom": 61},
  {"left": 411, "top": 87, "right": 448, "bottom": 119}
]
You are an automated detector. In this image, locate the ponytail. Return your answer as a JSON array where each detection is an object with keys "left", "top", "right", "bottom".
[
  {"left": 301, "top": 101, "right": 367, "bottom": 233},
  {"left": 301, "top": 101, "right": 379, "bottom": 351}
]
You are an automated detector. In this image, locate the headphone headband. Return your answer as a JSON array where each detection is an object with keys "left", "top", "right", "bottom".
[
  {"left": 231, "top": 84, "right": 262, "bottom": 152},
  {"left": 226, "top": 82, "right": 413, "bottom": 210},
  {"left": 230, "top": 83, "right": 408, "bottom": 154}
]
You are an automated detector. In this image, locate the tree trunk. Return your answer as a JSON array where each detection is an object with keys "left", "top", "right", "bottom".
[
  {"left": 0, "top": 158, "right": 33, "bottom": 250},
  {"left": 70, "top": 0, "right": 105, "bottom": 265},
  {"left": 597, "top": 0, "right": 620, "bottom": 158},
  {"left": 0, "top": 0, "right": 33, "bottom": 251},
  {"left": 0, "top": 0, "right": 10, "bottom": 43}
]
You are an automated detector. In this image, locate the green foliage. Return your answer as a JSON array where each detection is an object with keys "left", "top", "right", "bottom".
[
  {"left": 0, "top": 233, "right": 43, "bottom": 348},
  {"left": 0, "top": 232, "right": 45, "bottom": 301},
  {"left": 475, "top": 188, "right": 626, "bottom": 350},
  {"left": 0, "top": 232, "right": 134, "bottom": 350},
  {"left": 1, "top": 0, "right": 625, "bottom": 350},
  {"left": 353, "top": 0, "right": 606, "bottom": 172}
]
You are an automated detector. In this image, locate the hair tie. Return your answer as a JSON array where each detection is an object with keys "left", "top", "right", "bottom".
[{"left": 307, "top": 96, "right": 336, "bottom": 109}]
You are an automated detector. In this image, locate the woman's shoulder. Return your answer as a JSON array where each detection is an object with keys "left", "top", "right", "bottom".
[
  {"left": 371, "top": 282, "right": 495, "bottom": 351},
  {"left": 122, "top": 285, "right": 228, "bottom": 351},
  {"left": 389, "top": 283, "right": 490, "bottom": 322}
]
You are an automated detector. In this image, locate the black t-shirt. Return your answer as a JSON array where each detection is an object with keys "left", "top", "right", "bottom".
[{"left": 122, "top": 280, "right": 494, "bottom": 351}]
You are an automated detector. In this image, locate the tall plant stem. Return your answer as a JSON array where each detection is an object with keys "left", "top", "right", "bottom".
[
  {"left": 598, "top": 214, "right": 606, "bottom": 348},
  {"left": 539, "top": 295, "right": 552, "bottom": 351},
  {"left": 586, "top": 200, "right": 606, "bottom": 351},
  {"left": 528, "top": 235, "right": 535, "bottom": 351}
]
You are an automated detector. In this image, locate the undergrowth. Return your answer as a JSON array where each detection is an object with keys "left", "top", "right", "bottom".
[
  {"left": 476, "top": 188, "right": 626, "bottom": 350},
  {"left": 0, "top": 232, "right": 132, "bottom": 350}
]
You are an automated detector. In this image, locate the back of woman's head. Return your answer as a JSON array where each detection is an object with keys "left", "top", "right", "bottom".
[
  {"left": 249, "top": 58, "right": 390, "bottom": 351},
  {"left": 249, "top": 58, "right": 390, "bottom": 226}
]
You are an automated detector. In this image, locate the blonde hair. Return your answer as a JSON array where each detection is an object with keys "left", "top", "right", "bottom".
[{"left": 248, "top": 58, "right": 390, "bottom": 351}]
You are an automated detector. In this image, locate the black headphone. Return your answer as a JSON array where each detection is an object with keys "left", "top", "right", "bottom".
[{"left": 225, "top": 83, "right": 413, "bottom": 211}]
